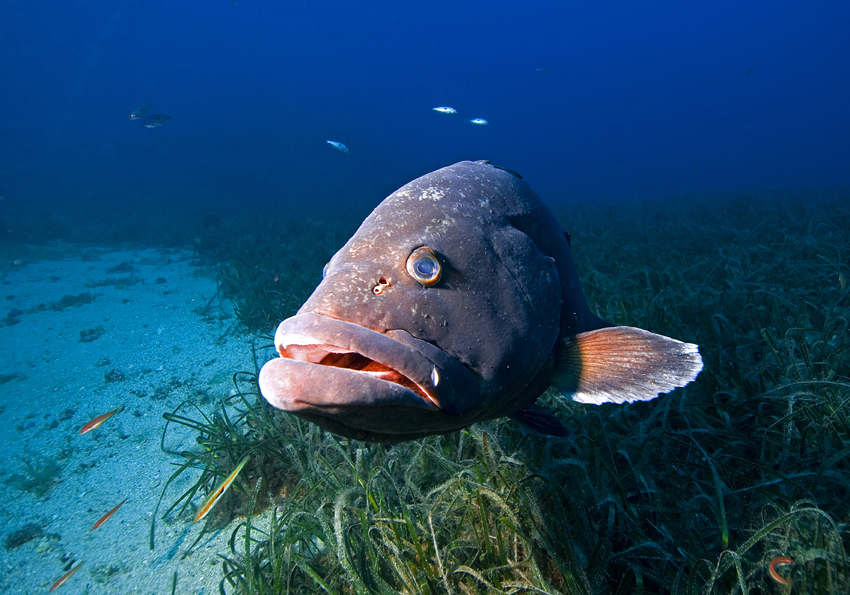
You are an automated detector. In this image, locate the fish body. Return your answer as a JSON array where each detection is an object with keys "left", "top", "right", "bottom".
[
  {"left": 769, "top": 557, "right": 794, "bottom": 584},
  {"left": 433, "top": 107, "right": 457, "bottom": 114},
  {"left": 129, "top": 104, "right": 153, "bottom": 120},
  {"left": 466, "top": 118, "right": 489, "bottom": 125},
  {"left": 259, "top": 161, "right": 702, "bottom": 442},
  {"left": 92, "top": 498, "right": 126, "bottom": 530},
  {"left": 50, "top": 562, "right": 83, "bottom": 591},
  {"left": 142, "top": 114, "right": 171, "bottom": 128},
  {"left": 79, "top": 407, "right": 122, "bottom": 434},
  {"left": 327, "top": 140, "right": 349, "bottom": 153},
  {"left": 193, "top": 456, "right": 250, "bottom": 522}
]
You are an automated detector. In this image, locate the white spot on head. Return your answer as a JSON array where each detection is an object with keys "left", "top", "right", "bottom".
[{"left": 419, "top": 187, "right": 446, "bottom": 202}]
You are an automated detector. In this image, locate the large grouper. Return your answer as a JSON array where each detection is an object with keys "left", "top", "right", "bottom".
[{"left": 259, "top": 161, "right": 703, "bottom": 442}]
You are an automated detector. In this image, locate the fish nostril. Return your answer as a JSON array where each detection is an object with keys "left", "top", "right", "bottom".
[{"left": 372, "top": 277, "right": 391, "bottom": 295}]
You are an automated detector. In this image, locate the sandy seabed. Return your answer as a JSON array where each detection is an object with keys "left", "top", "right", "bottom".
[{"left": 0, "top": 243, "right": 261, "bottom": 594}]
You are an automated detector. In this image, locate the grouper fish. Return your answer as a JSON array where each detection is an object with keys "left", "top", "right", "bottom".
[{"left": 259, "top": 160, "right": 703, "bottom": 442}]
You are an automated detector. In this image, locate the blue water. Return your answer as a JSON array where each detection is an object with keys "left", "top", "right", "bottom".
[
  {"left": 1, "top": 3, "right": 849, "bottom": 592},
  {"left": 2, "top": 0, "right": 848, "bottom": 227}
]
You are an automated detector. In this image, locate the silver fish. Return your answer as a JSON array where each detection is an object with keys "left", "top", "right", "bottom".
[
  {"left": 466, "top": 118, "right": 488, "bottom": 125},
  {"left": 327, "top": 140, "right": 349, "bottom": 153},
  {"left": 433, "top": 107, "right": 457, "bottom": 114},
  {"left": 142, "top": 114, "right": 171, "bottom": 128},
  {"left": 259, "top": 161, "right": 703, "bottom": 442},
  {"left": 129, "top": 104, "right": 154, "bottom": 120}
]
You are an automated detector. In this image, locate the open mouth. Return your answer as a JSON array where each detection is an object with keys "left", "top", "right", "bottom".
[
  {"left": 277, "top": 342, "right": 434, "bottom": 404},
  {"left": 261, "top": 312, "right": 482, "bottom": 418}
]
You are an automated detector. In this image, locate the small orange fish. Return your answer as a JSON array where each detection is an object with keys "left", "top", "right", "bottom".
[
  {"left": 92, "top": 498, "right": 127, "bottom": 530},
  {"left": 50, "top": 561, "right": 83, "bottom": 591},
  {"left": 194, "top": 455, "right": 250, "bottom": 522},
  {"left": 769, "top": 556, "right": 794, "bottom": 585},
  {"left": 79, "top": 407, "right": 123, "bottom": 434}
]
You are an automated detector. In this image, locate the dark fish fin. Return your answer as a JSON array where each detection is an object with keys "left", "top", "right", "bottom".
[
  {"left": 509, "top": 403, "right": 570, "bottom": 437},
  {"left": 472, "top": 160, "right": 523, "bottom": 179},
  {"left": 553, "top": 326, "right": 703, "bottom": 405},
  {"left": 491, "top": 164, "right": 523, "bottom": 179}
]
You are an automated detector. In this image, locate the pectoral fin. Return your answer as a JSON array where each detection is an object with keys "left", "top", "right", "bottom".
[
  {"left": 553, "top": 326, "right": 703, "bottom": 405},
  {"left": 509, "top": 403, "right": 571, "bottom": 437}
]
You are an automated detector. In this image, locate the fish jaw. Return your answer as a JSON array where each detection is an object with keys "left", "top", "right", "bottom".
[{"left": 259, "top": 312, "right": 484, "bottom": 434}]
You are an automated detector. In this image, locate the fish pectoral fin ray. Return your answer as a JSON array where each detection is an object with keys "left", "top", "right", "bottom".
[
  {"left": 509, "top": 403, "right": 570, "bottom": 437},
  {"left": 553, "top": 326, "right": 703, "bottom": 405}
]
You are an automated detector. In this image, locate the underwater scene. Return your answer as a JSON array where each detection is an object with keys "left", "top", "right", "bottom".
[{"left": 1, "top": 1, "right": 849, "bottom": 593}]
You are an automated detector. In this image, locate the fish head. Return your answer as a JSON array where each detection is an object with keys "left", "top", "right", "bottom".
[
  {"left": 129, "top": 104, "right": 153, "bottom": 120},
  {"left": 260, "top": 161, "right": 589, "bottom": 441}
]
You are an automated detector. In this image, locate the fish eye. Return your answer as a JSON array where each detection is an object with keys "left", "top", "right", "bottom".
[
  {"left": 322, "top": 263, "right": 329, "bottom": 279},
  {"left": 406, "top": 247, "right": 441, "bottom": 287}
]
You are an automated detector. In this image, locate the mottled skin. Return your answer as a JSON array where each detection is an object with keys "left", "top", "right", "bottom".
[{"left": 259, "top": 161, "right": 607, "bottom": 442}]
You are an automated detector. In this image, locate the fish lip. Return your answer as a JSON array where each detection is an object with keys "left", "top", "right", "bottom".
[
  {"left": 283, "top": 345, "right": 440, "bottom": 408},
  {"left": 261, "top": 312, "right": 481, "bottom": 416},
  {"left": 273, "top": 313, "right": 441, "bottom": 408},
  {"left": 259, "top": 357, "right": 439, "bottom": 417}
]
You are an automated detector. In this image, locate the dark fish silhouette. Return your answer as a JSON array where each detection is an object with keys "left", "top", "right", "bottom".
[
  {"left": 141, "top": 114, "right": 171, "bottom": 128},
  {"left": 259, "top": 161, "right": 703, "bottom": 442},
  {"left": 129, "top": 104, "right": 153, "bottom": 120}
]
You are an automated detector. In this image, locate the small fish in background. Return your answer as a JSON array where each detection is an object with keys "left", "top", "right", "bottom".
[
  {"left": 327, "top": 140, "right": 349, "bottom": 153},
  {"left": 128, "top": 104, "right": 153, "bottom": 120},
  {"left": 92, "top": 498, "right": 127, "bottom": 530},
  {"left": 768, "top": 556, "right": 794, "bottom": 584},
  {"left": 79, "top": 407, "right": 123, "bottom": 434},
  {"left": 432, "top": 107, "right": 457, "bottom": 114},
  {"left": 466, "top": 118, "right": 489, "bottom": 125},
  {"left": 745, "top": 67, "right": 755, "bottom": 76},
  {"left": 142, "top": 114, "right": 171, "bottom": 128},
  {"left": 193, "top": 455, "right": 250, "bottom": 522},
  {"left": 50, "top": 562, "right": 83, "bottom": 591},
  {"left": 534, "top": 67, "right": 551, "bottom": 78}
]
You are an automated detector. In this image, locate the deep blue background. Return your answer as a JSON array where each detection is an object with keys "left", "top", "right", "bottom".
[{"left": 1, "top": 0, "right": 848, "bottom": 221}]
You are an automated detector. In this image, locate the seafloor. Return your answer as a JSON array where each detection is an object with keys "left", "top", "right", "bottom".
[{"left": 0, "top": 191, "right": 848, "bottom": 594}]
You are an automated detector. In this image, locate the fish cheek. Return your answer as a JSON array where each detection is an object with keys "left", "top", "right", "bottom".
[{"left": 465, "top": 226, "right": 562, "bottom": 392}]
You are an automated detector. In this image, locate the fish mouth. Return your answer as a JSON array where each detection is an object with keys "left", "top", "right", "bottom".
[
  {"left": 277, "top": 342, "right": 436, "bottom": 406},
  {"left": 258, "top": 313, "right": 482, "bottom": 419}
]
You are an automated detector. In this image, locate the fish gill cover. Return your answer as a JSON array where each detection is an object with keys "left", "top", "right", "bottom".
[{"left": 1, "top": 0, "right": 849, "bottom": 594}]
